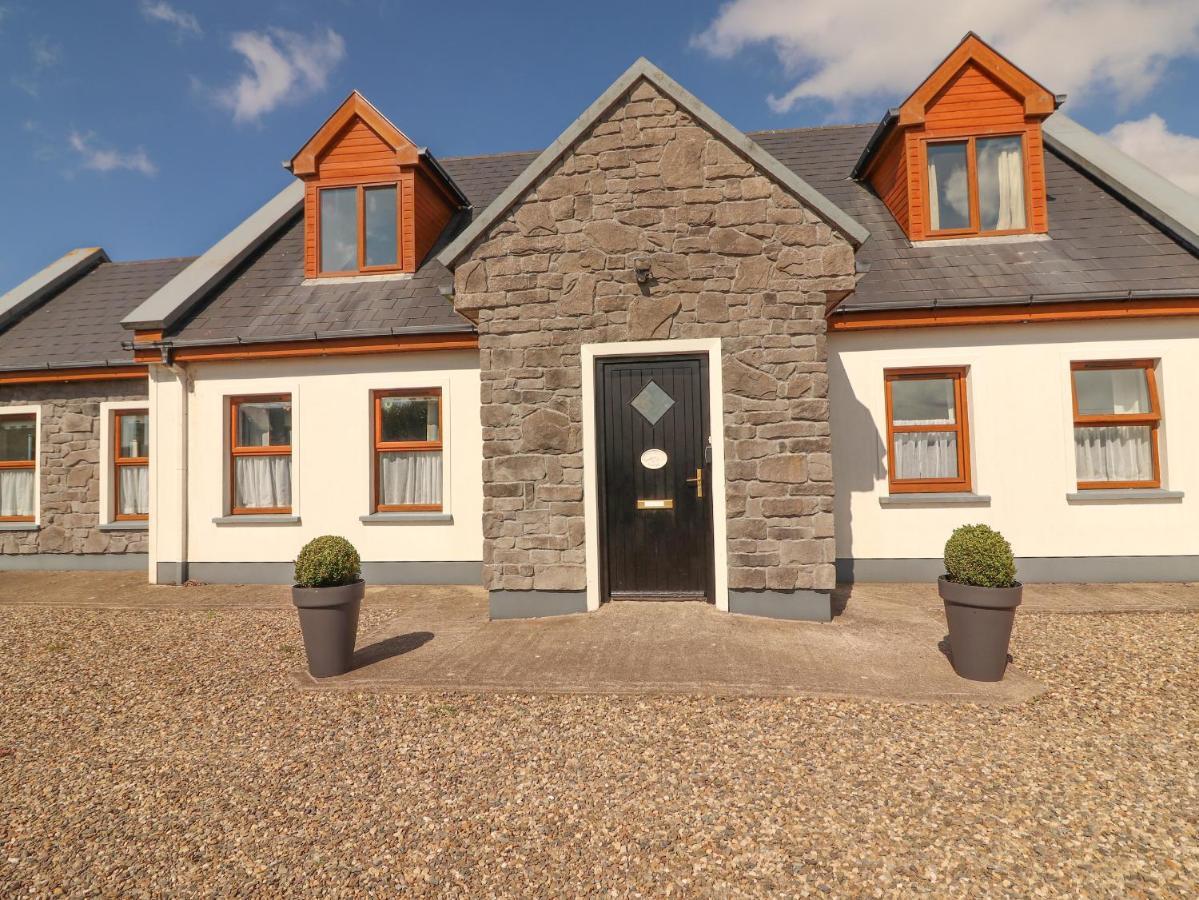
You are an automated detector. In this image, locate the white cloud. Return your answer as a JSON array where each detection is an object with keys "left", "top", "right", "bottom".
[
  {"left": 1106, "top": 114, "right": 1199, "bottom": 196},
  {"left": 694, "top": 0, "right": 1199, "bottom": 115},
  {"left": 140, "top": 1, "right": 202, "bottom": 38},
  {"left": 30, "top": 36, "right": 61, "bottom": 69},
  {"left": 214, "top": 27, "right": 345, "bottom": 123},
  {"left": 68, "top": 131, "right": 158, "bottom": 176}
]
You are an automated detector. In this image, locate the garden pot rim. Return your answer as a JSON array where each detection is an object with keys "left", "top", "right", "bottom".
[
  {"left": 291, "top": 578, "right": 366, "bottom": 609},
  {"left": 937, "top": 574, "right": 1023, "bottom": 610}
]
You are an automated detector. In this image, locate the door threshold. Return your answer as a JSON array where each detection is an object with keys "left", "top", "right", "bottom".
[{"left": 608, "top": 592, "right": 711, "bottom": 603}]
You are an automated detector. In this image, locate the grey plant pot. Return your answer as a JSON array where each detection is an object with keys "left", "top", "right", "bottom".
[
  {"left": 292, "top": 579, "right": 364, "bottom": 678},
  {"left": 938, "top": 576, "right": 1023, "bottom": 682}
]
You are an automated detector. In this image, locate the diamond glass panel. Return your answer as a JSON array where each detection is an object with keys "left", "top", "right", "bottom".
[{"left": 630, "top": 380, "right": 675, "bottom": 426}]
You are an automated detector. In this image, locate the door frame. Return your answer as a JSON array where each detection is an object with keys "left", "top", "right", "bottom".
[{"left": 581, "top": 338, "right": 729, "bottom": 612}]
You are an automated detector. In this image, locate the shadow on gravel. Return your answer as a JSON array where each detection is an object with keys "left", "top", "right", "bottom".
[{"left": 351, "top": 631, "right": 434, "bottom": 671}]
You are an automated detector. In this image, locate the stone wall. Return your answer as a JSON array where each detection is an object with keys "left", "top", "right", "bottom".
[
  {"left": 453, "top": 78, "right": 855, "bottom": 600},
  {"left": 0, "top": 381, "right": 148, "bottom": 555}
]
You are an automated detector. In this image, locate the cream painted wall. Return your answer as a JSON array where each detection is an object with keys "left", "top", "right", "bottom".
[
  {"left": 148, "top": 351, "right": 482, "bottom": 573},
  {"left": 829, "top": 318, "right": 1199, "bottom": 561}
]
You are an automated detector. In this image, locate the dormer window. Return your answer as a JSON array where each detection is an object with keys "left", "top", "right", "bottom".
[
  {"left": 853, "top": 33, "right": 1057, "bottom": 243},
  {"left": 318, "top": 183, "right": 401, "bottom": 274},
  {"left": 926, "top": 134, "right": 1027, "bottom": 236},
  {"left": 289, "top": 91, "right": 467, "bottom": 280}
]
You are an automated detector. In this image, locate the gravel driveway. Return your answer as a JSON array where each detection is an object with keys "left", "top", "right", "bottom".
[{"left": 1, "top": 598, "right": 1196, "bottom": 896}]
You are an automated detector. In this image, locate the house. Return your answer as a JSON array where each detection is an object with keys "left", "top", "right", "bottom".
[{"left": 3, "top": 33, "right": 1199, "bottom": 621}]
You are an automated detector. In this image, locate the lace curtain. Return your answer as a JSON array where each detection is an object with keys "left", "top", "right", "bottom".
[
  {"left": 990, "top": 144, "right": 1027, "bottom": 230},
  {"left": 119, "top": 465, "right": 149, "bottom": 516},
  {"left": 0, "top": 469, "right": 34, "bottom": 517},
  {"left": 235, "top": 456, "right": 292, "bottom": 509},
  {"left": 380, "top": 450, "right": 442, "bottom": 506},
  {"left": 1075, "top": 426, "right": 1152, "bottom": 482},
  {"left": 894, "top": 430, "right": 958, "bottom": 480}
]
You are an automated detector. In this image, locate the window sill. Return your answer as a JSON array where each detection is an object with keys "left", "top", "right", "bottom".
[
  {"left": 360, "top": 512, "right": 453, "bottom": 525},
  {"left": 1066, "top": 489, "right": 1183, "bottom": 504},
  {"left": 880, "top": 492, "right": 991, "bottom": 507},
  {"left": 100, "top": 522, "right": 149, "bottom": 532},
  {"left": 0, "top": 522, "right": 39, "bottom": 531},
  {"left": 212, "top": 515, "right": 301, "bottom": 526}
]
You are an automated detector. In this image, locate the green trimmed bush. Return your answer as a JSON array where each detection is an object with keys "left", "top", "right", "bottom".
[
  {"left": 294, "top": 535, "right": 361, "bottom": 588},
  {"left": 943, "top": 524, "right": 1017, "bottom": 588}
]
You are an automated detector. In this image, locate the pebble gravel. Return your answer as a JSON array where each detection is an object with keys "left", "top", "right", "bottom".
[{"left": 1, "top": 604, "right": 1196, "bottom": 897}]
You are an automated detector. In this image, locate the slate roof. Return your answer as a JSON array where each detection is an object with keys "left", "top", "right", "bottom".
[
  {"left": 752, "top": 124, "right": 1199, "bottom": 312},
  {"left": 166, "top": 123, "right": 1199, "bottom": 344},
  {"left": 165, "top": 151, "right": 539, "bottom": 345},
  {"left": 0, "top": 257, "right": 192, "bottom": 372},
  {"left": 6, "top": 118, "right": 1199, "bottom": 367}
]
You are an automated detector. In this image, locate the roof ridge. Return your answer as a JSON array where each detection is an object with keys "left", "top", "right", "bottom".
[
  {"left": 441, "top": 148, "right": 543, "bottom": 163},
  {"left": 748, "top": 123, "right": 875, "bottom": 136},
  {"left": 103, "top": 255, "right": 199, "bottom": 267}
]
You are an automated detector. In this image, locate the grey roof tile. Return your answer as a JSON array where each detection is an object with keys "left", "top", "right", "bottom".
[{"left": 0, "top": 257, "right": 193, "bottom": 370}]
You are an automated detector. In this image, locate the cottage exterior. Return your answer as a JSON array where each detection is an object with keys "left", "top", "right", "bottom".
[{"left": 4, "top": 35, "right": 1199, "bottom": 620}]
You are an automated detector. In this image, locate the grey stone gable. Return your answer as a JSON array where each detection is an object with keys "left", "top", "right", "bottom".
[
  {"left": 453, "top": 77, "right": 855, "bottom": 599},
  {"left": 437, "top": 57, "right": 869, "bottom": 269}
]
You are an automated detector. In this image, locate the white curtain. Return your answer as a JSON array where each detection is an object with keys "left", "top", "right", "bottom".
[
  {"left": 380, "top": 451, "right": 442, "bottom": 506},
  {"left": 1075, "top": 426, "right": 1152, "bottom": 483},
  {"left": 119, "top": 465, "right": 149, "bottom": 516},
  {"left": 0, "top": 469, "right": 34, "bottom": 517},
  {"left": 927, "top": 159, "right": 941, "bottom": 232},
  {"left": 993, "top": 147, "right": 1026, "bottom": 230},
  {"left": 894, "top": 426, "right": 958, "bottom": 480},
  {"left": 235, "top": 455, "right": 291, "bottom": 509}
]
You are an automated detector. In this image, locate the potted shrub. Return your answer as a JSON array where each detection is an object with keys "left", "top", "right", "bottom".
[
  {"left": 938, "top": 524, "right": 1022, "bottom": 682},
  {"left": 292, "top": 535, "right": 364, "bottom": 677}
]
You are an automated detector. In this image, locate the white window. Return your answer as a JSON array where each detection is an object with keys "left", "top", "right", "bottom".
[{"left": 0, "top": 412, "right": 37, "bottom": 521}]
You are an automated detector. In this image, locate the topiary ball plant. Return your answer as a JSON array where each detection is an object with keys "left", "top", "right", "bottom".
[
  {"left": 943, "top": 524, "right": 1017, "bottom": 588},
  {"left": 294, "top": 535, "right": 362, "bottom": 588}
]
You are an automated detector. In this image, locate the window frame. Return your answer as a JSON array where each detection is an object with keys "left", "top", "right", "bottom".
[
  {"left": 372, "top": 388, "right": 443, "bottom": 513},
  {"left": 0, "top": 411, "right": 37, "bottom": 523},
  {"left": 113, "top": 409, "right": 149, "bottom": 522},
  {"left": 316, "top": 180, "right": 403, "bottom": 276},
  {"left": 883, "top": 366, "right": 972, "bottom": 494},
  {"left": 229, "top": 393, "right": 293, "bottom": 516},
  {"left": 1070, "top": 359, "right": 1161, "bottom": 490},
  {"left": 922, "top": 132, "right": 1031, "bottom": 239}
]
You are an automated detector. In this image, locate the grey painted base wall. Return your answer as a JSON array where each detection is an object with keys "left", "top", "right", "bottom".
[
  {"left": 488, "top": 590, "right": 833, "bottom": 621},
  {"left": 0, "top": 553, "right": 148, "bottom": 571},
  {"left": 489, "top": 590, "right": 589, "bottom": 619},
  {"left": 728, "top": 589, "right": 832, "bottom": 622},
  {"left": 156, "top": 561, "right": 483, "bottom": 585},
  {"left": 837, "top": 556, "right": 1199, "bottom": 584}
]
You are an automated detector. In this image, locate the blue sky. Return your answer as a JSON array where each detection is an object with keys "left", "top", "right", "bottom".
[{"left": 3, "top": 0, "right": 1198, "bottom": 288}]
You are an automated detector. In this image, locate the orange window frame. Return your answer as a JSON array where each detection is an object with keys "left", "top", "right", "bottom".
[
  {"left": 229, "top": 394, "right": 293, "bottom": 515},
  {"left": 884, "top": 367, "right": 972, "bottom": 494},
  {"left": 922, "top": 132, "right": 1032, "bottom": 238},
  {"left": 0, "top": 412, "right": 36, "bottom": 523},
  {"left": 316, "top": 181, "right": 402, "bottom": 276},
  {"left": 1070, "top": 360, "right": 1161, "bottom": 490},
  {"left": 113, "top": 409, "right": 149, "bottom": 522},
  {"left": 373, "top": 388, "right": 443, "bottom": 513}
]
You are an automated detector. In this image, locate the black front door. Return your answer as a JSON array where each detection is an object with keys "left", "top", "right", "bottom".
[{"left": 596, "top": 355, "right": 714, "bottom": 602}]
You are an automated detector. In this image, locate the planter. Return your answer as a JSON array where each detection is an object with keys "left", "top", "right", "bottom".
[
  {"left": 938, "top": 576, "right": 1023, "bottom": 682},
  {"left": 292, "top": 579, "right": 364, "bottom": 677}
]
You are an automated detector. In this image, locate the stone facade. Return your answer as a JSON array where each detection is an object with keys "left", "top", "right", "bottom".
[
  {"left": 453, "top": 78, "right": 855, "bottom": 598},
  {"left": 0, "top": 381, "right": 149, "bottom": 556}
]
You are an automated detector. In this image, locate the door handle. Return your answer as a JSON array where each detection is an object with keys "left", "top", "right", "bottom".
[{"left": 685, "top": 467, "right": 703, "bottom": 499}]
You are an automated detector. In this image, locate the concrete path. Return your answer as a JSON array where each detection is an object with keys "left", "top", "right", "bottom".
[{"left": 306, "top": 585, "right": 1048, "bottom": 704}]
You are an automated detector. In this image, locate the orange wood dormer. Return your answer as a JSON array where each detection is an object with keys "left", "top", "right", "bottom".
[
  {"left": 288, "top": 91, "right": 467, "bottom": 279},
  {"left": 855, "top": 33, "right": 1060, "bottom": 242}
]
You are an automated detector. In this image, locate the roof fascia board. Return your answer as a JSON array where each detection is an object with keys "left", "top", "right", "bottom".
[
  {"left": 1044, "top": 114, "right": 1199, "bottom": 255},
  {"left": 438, "top": 57, "right": 868, "bottom": 268},
  {"left": 0, "top": 247, "right": 108, "bottom": 332},
  {"left": 121, "top": 181, "right": 304, "bottom": 332}
]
